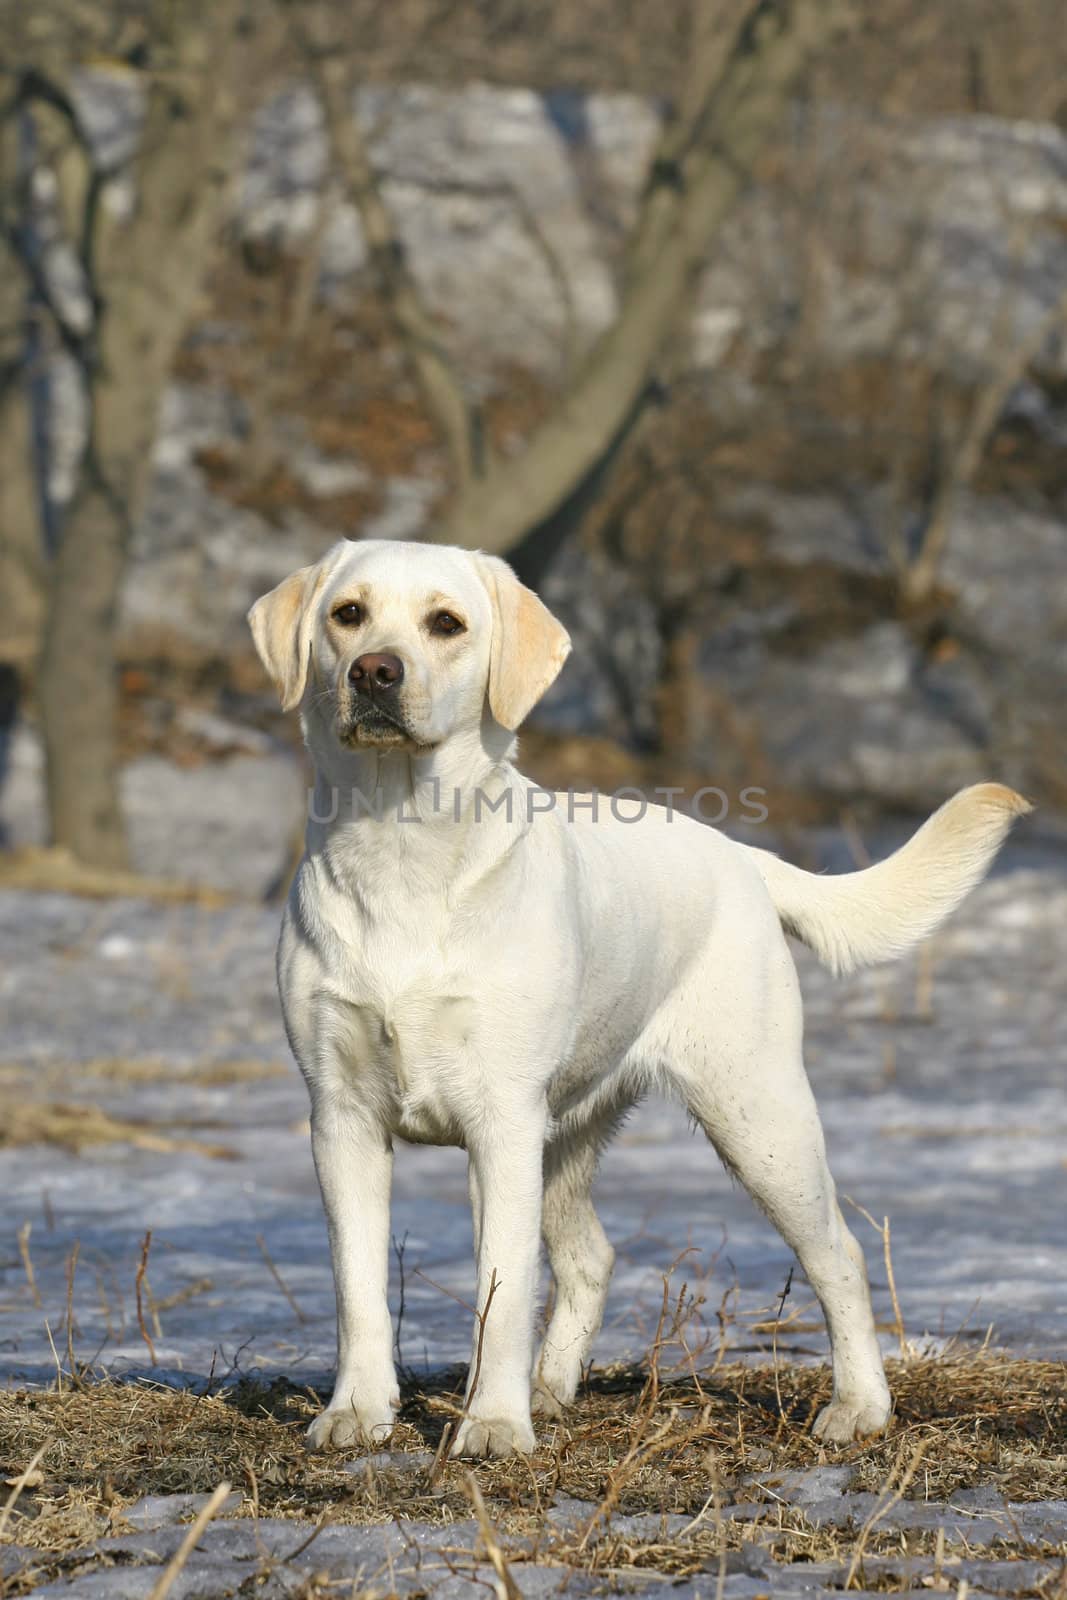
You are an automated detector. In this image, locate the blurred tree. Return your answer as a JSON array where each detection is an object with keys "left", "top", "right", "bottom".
[
  {"left": 8, "top": 0, "right": 1058, "bottom": 863},
  {"left": 0, "top": 98, "right": 51, "bottom": 844},
  {"left": 2, "top": 0, "right": 274, "bottom": 867},
  {"left": 748, "top": 13, "right": 1067, "bottom": 613},
  {"left": 0, "top": 122, "right": 45, "bottom": 798},
  {"left": 291, "top": 0, "right": 856, "bottom": 580}
]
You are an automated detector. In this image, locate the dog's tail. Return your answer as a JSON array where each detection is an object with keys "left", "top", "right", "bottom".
[{"left": 745, "top": 783, "right": 1031, "bottom": 976}]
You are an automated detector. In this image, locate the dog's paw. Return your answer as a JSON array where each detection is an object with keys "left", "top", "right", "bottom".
[
  {"left": 812, "top": 1393, "right": 891, "bottom": 1445},
  {"left": 450, "top": 1413, "right": 536, "bottom": 1458},
  {"left": 531, "top": 1351, "right": 579, "bottom": 1418},
  {"left": 306, "top": 1404, "right": 396, "bottom": 1452},
  {"left": 531, "top": 1380, "right": 565, "bottom": 1419}
]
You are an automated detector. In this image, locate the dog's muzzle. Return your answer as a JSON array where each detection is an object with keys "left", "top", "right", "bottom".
[{"left": 342, "top": 651, "right": 416, "bottom": 745}]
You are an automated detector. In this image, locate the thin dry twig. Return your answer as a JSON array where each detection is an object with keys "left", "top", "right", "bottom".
[
  {"left": 44, "top": 1319, "right": 65, "bottom": 1392},
  {"left": 465, "top": 1471, "right": 523, "bottom": 1600},
  {"left": 135, "top": 1230, "right": 157, "bottom": 1366},
  {"left": 146, "top": 1479, "right": 232, "bottom": 1600},
  {"left": 0, "top": 1445, "right": 48, "bottom": 1541},
  {"left": 153, "top": 1277, "right": 213, "bottom": 1315},
  {"left": 915, "top": 942, "right": 937, "bottom": 1021},
  {"left": 844, "top": 1197, "right": 908, "bottom": 1359},
  {"left": 64, "top": 1243, "right": 84, "bottom": 1390},
  {"left": 255, "top": 1234, "right": 307, "bottom": 1325},
  {"left": 281, "top": 1504, "right": 335, "bottom": 1563},
  {"left": 392, "top": 1231, "right": 410, "bottom": 1374},
  {"left": 772, "top": 1265, "right": 794, "bottom": 1423},
  {"left": 845, "top": 1437, "right": 930, "bottom": 1589},
  {"left": 635, "top": 1249, "right": 708, "bottom": 1416},
  {"left": 17, "top": 1221, "right": 41, "bottom": 1309},
  {"left": 427, "top": 1267, "right": 500, "bottom": 1484},
  {"left": 713, "top": 1453, "right": 728, "bottom": 1600}
]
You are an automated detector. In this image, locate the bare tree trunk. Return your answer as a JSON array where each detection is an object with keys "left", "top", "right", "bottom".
[
  {"left": 0, "top": 116, "right": 47, "bottom": 836},
  {"left": 29, "top": 0, "right": 253, "bottom": 866},
  {"left": 37, "top": 479, "right": 128, "bottom": 863},
  {"left": 0, "top": 354, "right": 45, "bottom": 671},
  {"left": 0, "top": 362, "right": 46, "bottom": 842},
  {"left": 0, "top": 109, "right": 44, "bottom": 655}
]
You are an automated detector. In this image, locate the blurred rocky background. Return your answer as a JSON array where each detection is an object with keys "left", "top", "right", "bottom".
[{"left": 2, "top": 0, "right": 1066, "bottom": 896}]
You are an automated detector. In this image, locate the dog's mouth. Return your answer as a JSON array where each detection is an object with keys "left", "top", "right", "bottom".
[{"left": 338, "top": 701, "right": 428, "bottom": 752}]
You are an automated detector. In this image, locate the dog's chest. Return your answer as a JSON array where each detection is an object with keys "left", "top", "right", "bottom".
[{"left": 331, "top": 967, "right": 478, "bottom": 1145}]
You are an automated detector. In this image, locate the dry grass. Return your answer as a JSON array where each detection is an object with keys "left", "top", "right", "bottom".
[
  {"left": 0, "top": 1097, "right": 240, "bottom": 1159},
  {"left": 0, "top": 1354, "right": 1063, "bottom": 1593},
  {"left": 0, "top": 1059, "right": 287, "bottom": 1158},
  {"left": 0, "top": 848, "right": 230, "bottom": 906},
  {"left": 0, "top": 1058, "right": 287, "bottom": 1090}
]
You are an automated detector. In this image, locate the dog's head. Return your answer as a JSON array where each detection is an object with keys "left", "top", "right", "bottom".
[{"left": 248, "top": 540, "right": 571, "bottom": 753}]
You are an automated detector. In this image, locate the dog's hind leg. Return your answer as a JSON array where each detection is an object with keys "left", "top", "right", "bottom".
[
  {"left": 533, "top": 1123, "right": 618, "bottom": 1416},
  {"left": 684, "top": 1053, "right": 891, "bottom": 1441},
  {"left": 667, "top": 931, "right": 891, "bottom": 1444}
]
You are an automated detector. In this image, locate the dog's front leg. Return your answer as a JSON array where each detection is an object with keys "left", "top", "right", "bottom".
[
  {"left": 306, "top": 1098, "right": 399, "bottom": 1450},
  {"left": 452, "top": 1111, "right": 545, "bottom": 1458}
]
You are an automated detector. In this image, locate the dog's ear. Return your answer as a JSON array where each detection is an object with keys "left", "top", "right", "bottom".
[
  {"left": 247, "top": 561, "right": 327, "bottom": 711},
  {"left": 475, "top": 554, "right": 571, "bottom": 731}
]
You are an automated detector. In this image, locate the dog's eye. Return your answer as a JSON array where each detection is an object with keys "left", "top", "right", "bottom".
[
  {"left": 332, "top": 602, "right": 364, "bottom": 627},
  {"left": 430, "top": 611, "right": 465, "bottom": 637}
]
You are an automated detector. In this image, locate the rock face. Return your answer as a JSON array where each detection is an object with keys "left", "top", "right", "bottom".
[
  {"left": 702, "top": 622, "right": 993, "bottom": 813},
  {"left": 64, "top": 71, "right": 1067, "bottom": 392},
  {"left": 682, "top": 484, "right": 1066, "bottom": 816},
  {"left": 23, "top": 77, "right": 1067, "bottom": 822},
  {"left": 241, "top": 83, "right": 628, "bottom": 379},
  {"left": 236, "top": 87, "right": 1067, "bottom": 383}
]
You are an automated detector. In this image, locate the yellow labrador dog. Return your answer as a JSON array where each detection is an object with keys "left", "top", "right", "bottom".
[{"left": 249, "top": 538, "right": 1028, "bottom": 1458}]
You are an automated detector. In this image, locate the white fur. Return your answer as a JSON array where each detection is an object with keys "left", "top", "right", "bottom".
[
  {"left": 746, "top": 784, "right": 1031, "bottom": 976},
  {"left": 248, "top": 539, "right": 1029, "bottom": 1458}
]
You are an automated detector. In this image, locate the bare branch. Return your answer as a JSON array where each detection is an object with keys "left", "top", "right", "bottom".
[
  {"left": 379, "top": 169, "right": 581, "bottom": 379},
  {"left": 292, "top": 1, "right": 480, "bottom": 489},
  {"left": 902, "top": 278, "right": 1067, "bottom": 604},
  {"left": 440, "top": 0, "right": 856, "bottom": 554},
  {"left": 508, "top": 179, "right": 581, "bottom": 382}
]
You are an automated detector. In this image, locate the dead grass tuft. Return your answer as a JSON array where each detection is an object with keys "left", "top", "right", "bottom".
[
  {"left": 0, "top": 848, "right": 231, "bottom": 905},
  {"left": 0, "top": 1097, "right": 238, "bottom": 1159},
  {"left": 0, "top": 1058, "right": 288, "bottom": 1090},
  {"left": 0, "top": 1059, "right": 286, "bottom": 1158},
  {"left": 0, "top": 1354, "right": 1063, "bottom": 1591}
]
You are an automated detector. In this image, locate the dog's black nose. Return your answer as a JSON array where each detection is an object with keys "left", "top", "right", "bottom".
[{"left": 349, "top": 652, "right": 404, "bottom": 694}]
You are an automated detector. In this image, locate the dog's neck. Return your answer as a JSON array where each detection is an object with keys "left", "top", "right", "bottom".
[{"left": 300, "top": 713, "right": 530, "bottom": 913}]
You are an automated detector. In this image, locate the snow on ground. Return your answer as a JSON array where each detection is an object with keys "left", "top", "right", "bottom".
[
  {"left": 2, "top": 807, "right": 1065, "bottom": 1596},
  {"left": 2, "top": 847, "right": 1065, "bottom": 1390},
  {"left": 1, "top": 727, "right": 306, "bottom": 899}
]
